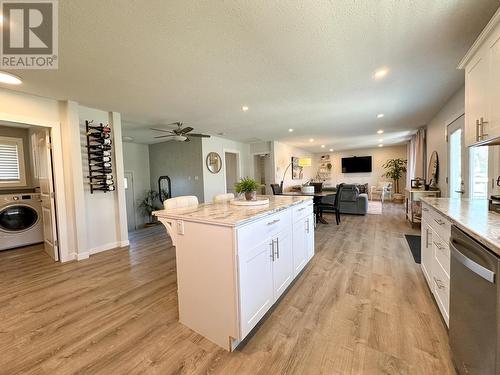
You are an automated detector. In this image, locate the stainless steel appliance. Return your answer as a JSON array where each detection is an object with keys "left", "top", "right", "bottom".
[{"left": 450, "top": 225, "right": 499, "bottom": 375}]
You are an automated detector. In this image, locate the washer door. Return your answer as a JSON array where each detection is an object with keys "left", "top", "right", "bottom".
[{"left": 0, "top": 205, "right": 39, "bottom": 233}]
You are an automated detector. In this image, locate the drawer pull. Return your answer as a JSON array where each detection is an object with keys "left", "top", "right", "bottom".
[
  {"left": 433, "top": 241, "right": 445, "bottom": 251},
  {"left": 298, "top": 207, "right": 306, "bottom": 211},
  {"left": 434, "top": 218, "right": 445, "bottom": 226},
  {"left": 267, "top": 219, "right": 280, "bottom": 225},
  {"left": 433, "top": 277, "right": 446, "bottom": 290}
]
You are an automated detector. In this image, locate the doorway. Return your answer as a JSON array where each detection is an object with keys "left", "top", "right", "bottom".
[
  {"left": 224, "top": 151, "right": 239, "bottom": 194},
  {"left": 124, "top": 171, "right": 136, "bottom": 232},
  {"left": 448, "top": 114, "right": 468, "bottom": 198},
  {"left": 0, "top": 123, "right": 59, "bottom": 261},
  {"left": 253, "top": 154, "right": 271, "bottom": 195}
]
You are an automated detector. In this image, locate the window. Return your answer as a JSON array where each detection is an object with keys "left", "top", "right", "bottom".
[
  {"left": 469, "top": 146, "right": 488, "bottom": 199},
  {"left": 0, "top": 136, "right": 26, "bottom": 187}
]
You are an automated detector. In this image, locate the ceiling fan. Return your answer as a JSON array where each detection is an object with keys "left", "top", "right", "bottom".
[{"left": 150, "top": 122, "right": 211, "bottom": 142}]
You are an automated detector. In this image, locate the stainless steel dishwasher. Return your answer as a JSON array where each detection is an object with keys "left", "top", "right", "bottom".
[{"left": 449, "top": 225, "right": 499, "bottom": 375}]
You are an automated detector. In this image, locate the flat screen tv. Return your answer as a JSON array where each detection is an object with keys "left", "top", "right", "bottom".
[{"left": 341, "top": 156, "right": 372, "bottom": 173}]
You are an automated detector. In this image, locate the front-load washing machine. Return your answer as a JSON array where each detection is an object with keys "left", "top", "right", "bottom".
[{"left": 0, "top": 193, "right": 44, "bottom": 251}]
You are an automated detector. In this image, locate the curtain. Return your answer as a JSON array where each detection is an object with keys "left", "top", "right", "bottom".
[{"left": 407, "top": 128, "right": 426, "bottom": 188}]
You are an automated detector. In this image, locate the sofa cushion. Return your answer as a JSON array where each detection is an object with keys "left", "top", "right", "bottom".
[{"left": 357, "top": 183, "right": 368, "bottom": 194}]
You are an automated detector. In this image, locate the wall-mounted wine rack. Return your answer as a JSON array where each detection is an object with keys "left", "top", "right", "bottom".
[{"left": 85, "top": 120, "right": 115, "bottom": 193}]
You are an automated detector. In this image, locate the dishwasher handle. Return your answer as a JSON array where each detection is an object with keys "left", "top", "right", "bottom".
[{"left": 450, "top": 242, "right": 496, "bottom": 284}]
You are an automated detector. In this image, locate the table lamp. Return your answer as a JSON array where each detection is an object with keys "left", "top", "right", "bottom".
[{"left": 280, "top": 157, "right": 311, "bottom": 190}]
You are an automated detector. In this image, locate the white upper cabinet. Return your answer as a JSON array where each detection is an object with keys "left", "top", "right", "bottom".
[{"left": 460, "top": 9, "right": 500, "bottom": 146}]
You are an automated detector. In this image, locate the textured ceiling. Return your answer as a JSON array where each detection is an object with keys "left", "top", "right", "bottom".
[{"left": 2, "top": 1, "right": 499, "bottom": 150}]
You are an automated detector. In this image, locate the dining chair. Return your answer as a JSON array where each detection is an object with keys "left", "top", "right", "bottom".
[
  {"left": 270, "top": 184, "right": 282, "bottom": 195},
  {"left": 317, "top": 186, "right": 342, "bottom": 225},
  {"left": 164, "top": 196, "right": 199, "bottom": 210},
  {"left": 213, "top": 193, "right": 235, "bottom": 203}
]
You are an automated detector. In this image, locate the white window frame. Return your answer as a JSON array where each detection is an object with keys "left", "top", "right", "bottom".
[{"left": 0, "top": 136, "right": 27, "bottom": 187}]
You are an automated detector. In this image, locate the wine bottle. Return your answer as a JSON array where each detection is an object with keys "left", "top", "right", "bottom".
[
  {"left": 88, "top": 174, "right": 113, "bottom": 180},
  {"left": 88, "top": 150, "right": 111, "bottom": 157},
  {"left": 86, "top": 144, "right": 111, "bottom": 150},
  {"left": 89, "top": 138, "right": 112, "bottom": 145},
  {"left": 92, "top": 185, "right": 115, "bottom": 192},
  {"left": 90, "top": 180, "right": 114, "bottom": 185},
  {"left": 89, "top": 156, "right": 111, "bottom": 162},
  {"left": 87, "top": 132, "right": 111, "bottom": 139},
  {"left": 88, "top": 124, "right": 111, "bottom": 133},
  {"left": 89, "top": 162, "right": 112, "bottom": 168},
  {"left": 90, "top": 169, "right": 112, "bottom": 174}
]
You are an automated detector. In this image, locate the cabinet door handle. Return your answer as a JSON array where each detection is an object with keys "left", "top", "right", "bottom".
[
  {"left": 476, "top": 119, "right": 481, "bottom": 142},
  {"left": 306, "top": 218, "right": 310, "bottom": 233},
  {"left": 267, "top": 219, "right": 280, "bottom": 226},
  {"left": 434, "top": 218, "right": 445, "bottom": 226},
  {"left": 298, "top": 207, "right": 306, "bottom": 211},
  {"left": 425, "top": 228, "right": 430, "bottom": 248},
  {"left": 479, "top": 117, "right": 489, "bottom": 140},
  {"left": 270, "top": 240, "right": 275, "bottom": 261},
  {"left": 275, "top": 238, "right": 280, "bottom": 259}
]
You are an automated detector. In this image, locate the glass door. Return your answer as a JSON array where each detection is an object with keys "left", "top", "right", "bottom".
[{"left": 448, "top": 115, "right": 468, "bottom": 198}]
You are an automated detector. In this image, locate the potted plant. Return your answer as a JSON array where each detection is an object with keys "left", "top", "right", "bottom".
[
  {"left": 138, "top": 190, "right": 161, "bottom": 226},
  {"left": 235, "top": 177, "right": 260, "bottom": 201},
  {"left": 382, "top": 158, "right": 407, "bottom": 202}
]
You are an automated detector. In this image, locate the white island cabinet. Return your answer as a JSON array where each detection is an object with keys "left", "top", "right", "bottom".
[{"left": 154, "top": 195, "right": 314, "bottom": 351}]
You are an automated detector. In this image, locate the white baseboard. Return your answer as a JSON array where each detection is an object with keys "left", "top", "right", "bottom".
[
  {"left": 76, "top": 251, "right": 90, "bottom": 260},
  {"left": 89, "top": 240, "right": 128, "bottom": 255},
  {"left": 120, "top": 240, "right": 130, "bottom": 247},
  {"left": 60, "top": 252, "right": 76, "bottom": 262}
]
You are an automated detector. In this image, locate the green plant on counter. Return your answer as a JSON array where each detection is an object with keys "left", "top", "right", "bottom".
[
  {"left": 234, "top": 177, "right": 260, "bottom": 193},
  {"left": 138, "top": 190, "right": 161, "bottom": 224},
  {"left": 382, "top": 158, "right": 407, "bottom": 194}
]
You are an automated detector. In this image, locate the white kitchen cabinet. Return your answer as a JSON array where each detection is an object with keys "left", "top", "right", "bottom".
[
  {"left": 421, "top": 218, "right": 433, "bottom": 286},
  {"left": 292, "top": 219, "right": 307, "bottom": 276},
  {"left": 421, "top": 202, "right": 451, "bottom": 327},
  {"left": 155, "top": 196, "right": 316, "bottom": 351},
  {"left": 460, "top": 9, "right": 500, "bottom": 146},
  {"left": 272, "top": 231, "right": 294, "bottom": 300},
  {"left": 239, "top": 238, "right": 275, "bottom": 338},
  {"left": 305, "top": 214, "right": 314, "bottom": 261}
]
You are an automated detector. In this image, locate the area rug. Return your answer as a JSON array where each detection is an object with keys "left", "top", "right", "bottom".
[
  {"left": 367, "top": 201, "right": 383, "bottom": 215},
  {"left": 405, "top": 234, "right": 421, "bottom": 264}
]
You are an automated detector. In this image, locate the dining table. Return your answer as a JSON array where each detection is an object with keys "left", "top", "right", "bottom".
[{"left": 280, "top": 191, "right": 336, "bottom": 224}]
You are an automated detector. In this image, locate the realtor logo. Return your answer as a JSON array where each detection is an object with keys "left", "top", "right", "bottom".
[{"left": 0, "top": 0, "right": 58, "bottom": 69}]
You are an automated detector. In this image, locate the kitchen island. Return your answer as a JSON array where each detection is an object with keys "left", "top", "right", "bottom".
[{"left": 153, "top": 195, "right": 314, "bottom": 351}]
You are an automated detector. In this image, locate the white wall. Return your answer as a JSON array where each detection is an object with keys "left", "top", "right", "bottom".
[
  {"left": 123, "top": 142, "right": 151, "bottom": 228},
  {"left": 201, "top": 136, "right": 251, "bottom": 202},
  {"left": 0, "top": 87, "right": 128, "bottom": 261},
  {"left": 272, "top": 141, "right": 314, "bottom": 191},
  {"left": 79, "top": 106, "right": 127, "bottom": 255},
  {"left": 426, "top": 87, "right": 465, "bottom": 197},
  {"left": 312, "top": 145, "right": 407, "bottom": 191}
]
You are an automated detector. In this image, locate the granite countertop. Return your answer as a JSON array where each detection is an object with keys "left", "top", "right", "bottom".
[
  {"left": 422, "top": 198, "right": 500, "bottom": 256},
  {"left": 153, "top": 195, "right": 312, "bottom": 227}
]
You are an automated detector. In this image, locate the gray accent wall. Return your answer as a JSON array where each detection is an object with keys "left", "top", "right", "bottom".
[{"left": 149, "top": 138, "right": 205, "bottom": 202}]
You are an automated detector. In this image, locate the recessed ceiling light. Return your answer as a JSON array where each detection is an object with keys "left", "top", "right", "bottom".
[
  {"left": 309, "top": 138, "right": 314, "bottom": 142},
  {"left": 0, "top": 71, "right": 22, "bottom": 85},
  {"left": 378, "top": 144, "right": 384, "bottom": 147},
  {"left": 373, "top": 68, "right": 388, "bottom": 80},
  {"left": 329, "top": 148, "right": 333, "bottom": 152},
  {"left": 377, "top": 113, "right": 384, "bottom": 118},
  {"left": 241, "top": 105, "right": 249, "bottom": 112},
  {"left": 321, "top": 145, "right": 325, "bottom": 148},
  {"left": 378, "top": 139, "right": 384, "bottom": 142},
  {"left": 377, "top": 129, "right": 384, "bottom": 134},
  {"left": 288, "top": 128, "right": 293, "bottom": 132}
]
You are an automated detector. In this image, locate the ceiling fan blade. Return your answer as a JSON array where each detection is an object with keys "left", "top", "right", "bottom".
[
  {"left": 180, "top": 126, "right": 194, "bottom": 134},
  {"left": 188, "top": 133, "right": 211, "bottom": 138},
  {"left": 167, "top": 122, "right": 182, "bottom": 127},
  {"left": 150, "top": 128, "right": 175, "bottom": 134},
  {"left": 184, "top": 137, "right": 191, "bottom": 142},
  {"left": 154, "top": 135, "right": 176, "bottom": 138}
]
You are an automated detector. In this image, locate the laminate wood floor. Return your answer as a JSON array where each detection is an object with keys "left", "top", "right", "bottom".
[{"left": 0, "top": 203, "right": 455, "bottom": 375}]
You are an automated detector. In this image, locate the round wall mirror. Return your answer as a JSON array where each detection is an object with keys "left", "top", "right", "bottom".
[
  {"left": 206, "top": 152, "right": 222, "bottom": 174},
  {"left": 428, "top": 151, "right": 439, "bottom": 188}
]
